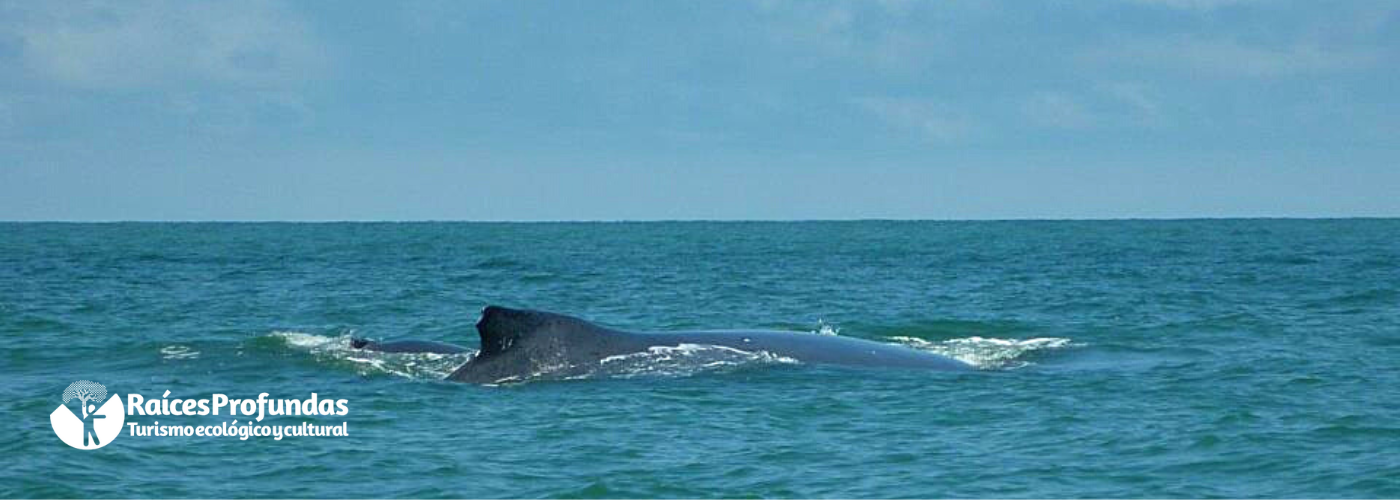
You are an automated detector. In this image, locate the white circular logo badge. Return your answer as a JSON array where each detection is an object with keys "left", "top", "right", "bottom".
[{"left": 50, "top": 380, "right": 125, "bottom": 450}]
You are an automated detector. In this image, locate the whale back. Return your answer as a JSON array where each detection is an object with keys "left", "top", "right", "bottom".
[
  {"left": 477, "top": 305, "right": 547, "bottom": 355},
  {"left": 450, "top": 305, "right": 971, "bottom": 383},
  {"left": 451, "top": 305, "right": 632, "bottom": 383},
  {"left": 474, "top": 305, "right": 615, "bottom": 353}
]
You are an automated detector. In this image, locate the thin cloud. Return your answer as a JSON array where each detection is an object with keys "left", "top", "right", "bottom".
[
  {"left": 756, "top": 0, "right": 953, "bottom": 71},
  {"left": 7, "top": 0, "right": 327, "bottom": 90},
  {"left": 1023, "top": 91, "right": 1095, "bottom": 130},
  {"left": 1099, "top": 82, "right": 1165, "bottom": 126},
  {"left": 1124, "top": 0, "right": 1258, "bottom": 10},
  {"left": 854, "top": 97, "right": 976, "bottom": 142},
  {"left": 1086, "top": 37, "right": 1379, "bottom": 78},
  {"left": 0, "top": 96, "right": 14, "bottom": 138}
]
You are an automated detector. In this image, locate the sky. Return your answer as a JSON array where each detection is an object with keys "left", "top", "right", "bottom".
[{"left": 1, "top": 0, "right": 1396, "bottom": 221}]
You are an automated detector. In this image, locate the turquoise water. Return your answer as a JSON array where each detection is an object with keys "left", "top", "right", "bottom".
[{"left": 3, "top": 220, "right": 1398, "bottom": 498}]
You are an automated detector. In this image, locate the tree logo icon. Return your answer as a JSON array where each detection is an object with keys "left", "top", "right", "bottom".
[{"left": 50, "top": 380, "right": 125, "bottom": 450}]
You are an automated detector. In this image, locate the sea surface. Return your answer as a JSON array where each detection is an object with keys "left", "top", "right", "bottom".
[{"left": 2, "top": 220, "right": 1398, "bottom": 498}]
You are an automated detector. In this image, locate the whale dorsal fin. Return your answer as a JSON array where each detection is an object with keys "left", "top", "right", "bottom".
[
  {"left": 475, "top": 305, "right": 552, "bottom": 356},
  {"left": 475, "top": 305, "right": 612, "bottom": 357}
]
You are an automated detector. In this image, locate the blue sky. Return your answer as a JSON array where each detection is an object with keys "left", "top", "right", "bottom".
[{"left": 1, "top": 0, "right": 1396, "bottom": 220}]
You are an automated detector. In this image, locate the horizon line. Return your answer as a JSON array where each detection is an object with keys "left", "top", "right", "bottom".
[{"left": 3, "top": 216, "right": 1398, "bottom": 224}]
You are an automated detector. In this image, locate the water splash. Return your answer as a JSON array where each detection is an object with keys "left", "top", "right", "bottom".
[
  {"left": 888, "top": 335, "right": 1074, "bottom": 369},
  {"left": 812, "top": 319, "right": 840, "bottom": 336},
  {"left": 269, "top": 331, "right": 351, "bottom": 352},
  {"left": 265, "top": 331, "right": 475, "bottom": 380}
]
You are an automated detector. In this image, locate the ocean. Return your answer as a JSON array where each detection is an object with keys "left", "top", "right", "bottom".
[{"left": 2, "top": 220, "right": 1397, "bottom": 498}]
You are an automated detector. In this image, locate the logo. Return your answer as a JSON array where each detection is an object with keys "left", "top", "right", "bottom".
[
  {"left": 50, "top": 380, "right": 125, "bottom": 450},
  {"left": 47, "top": 383, "right": 351, "bottom": 447}
]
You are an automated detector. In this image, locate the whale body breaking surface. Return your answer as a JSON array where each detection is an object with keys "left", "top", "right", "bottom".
[{"left": 352, "top": 305, "right": 972, "bottom": 383}]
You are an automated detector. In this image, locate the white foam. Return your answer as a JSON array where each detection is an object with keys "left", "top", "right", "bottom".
[
  {"left": 269, "top": 331, "right": 346, "bottom": 351},
  {"left": 266, "top": 331, "right": 475, "bottom": 380},
  {"left": 597, "top": 343, "right": 798, "bottom": 379},
  {"left": 159, "top": 345, "right": 200, "bottom": 360},
  {"left": 888, "top": 335, "right": 1074, "bottom": 369},
  {"left": 483, "top": 359, "right": 583, "bottom": 385}
]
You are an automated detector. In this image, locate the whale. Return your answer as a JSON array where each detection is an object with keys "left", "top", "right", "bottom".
[{"left": 351, "top": 305, "right": 972, "bottom": 383}]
